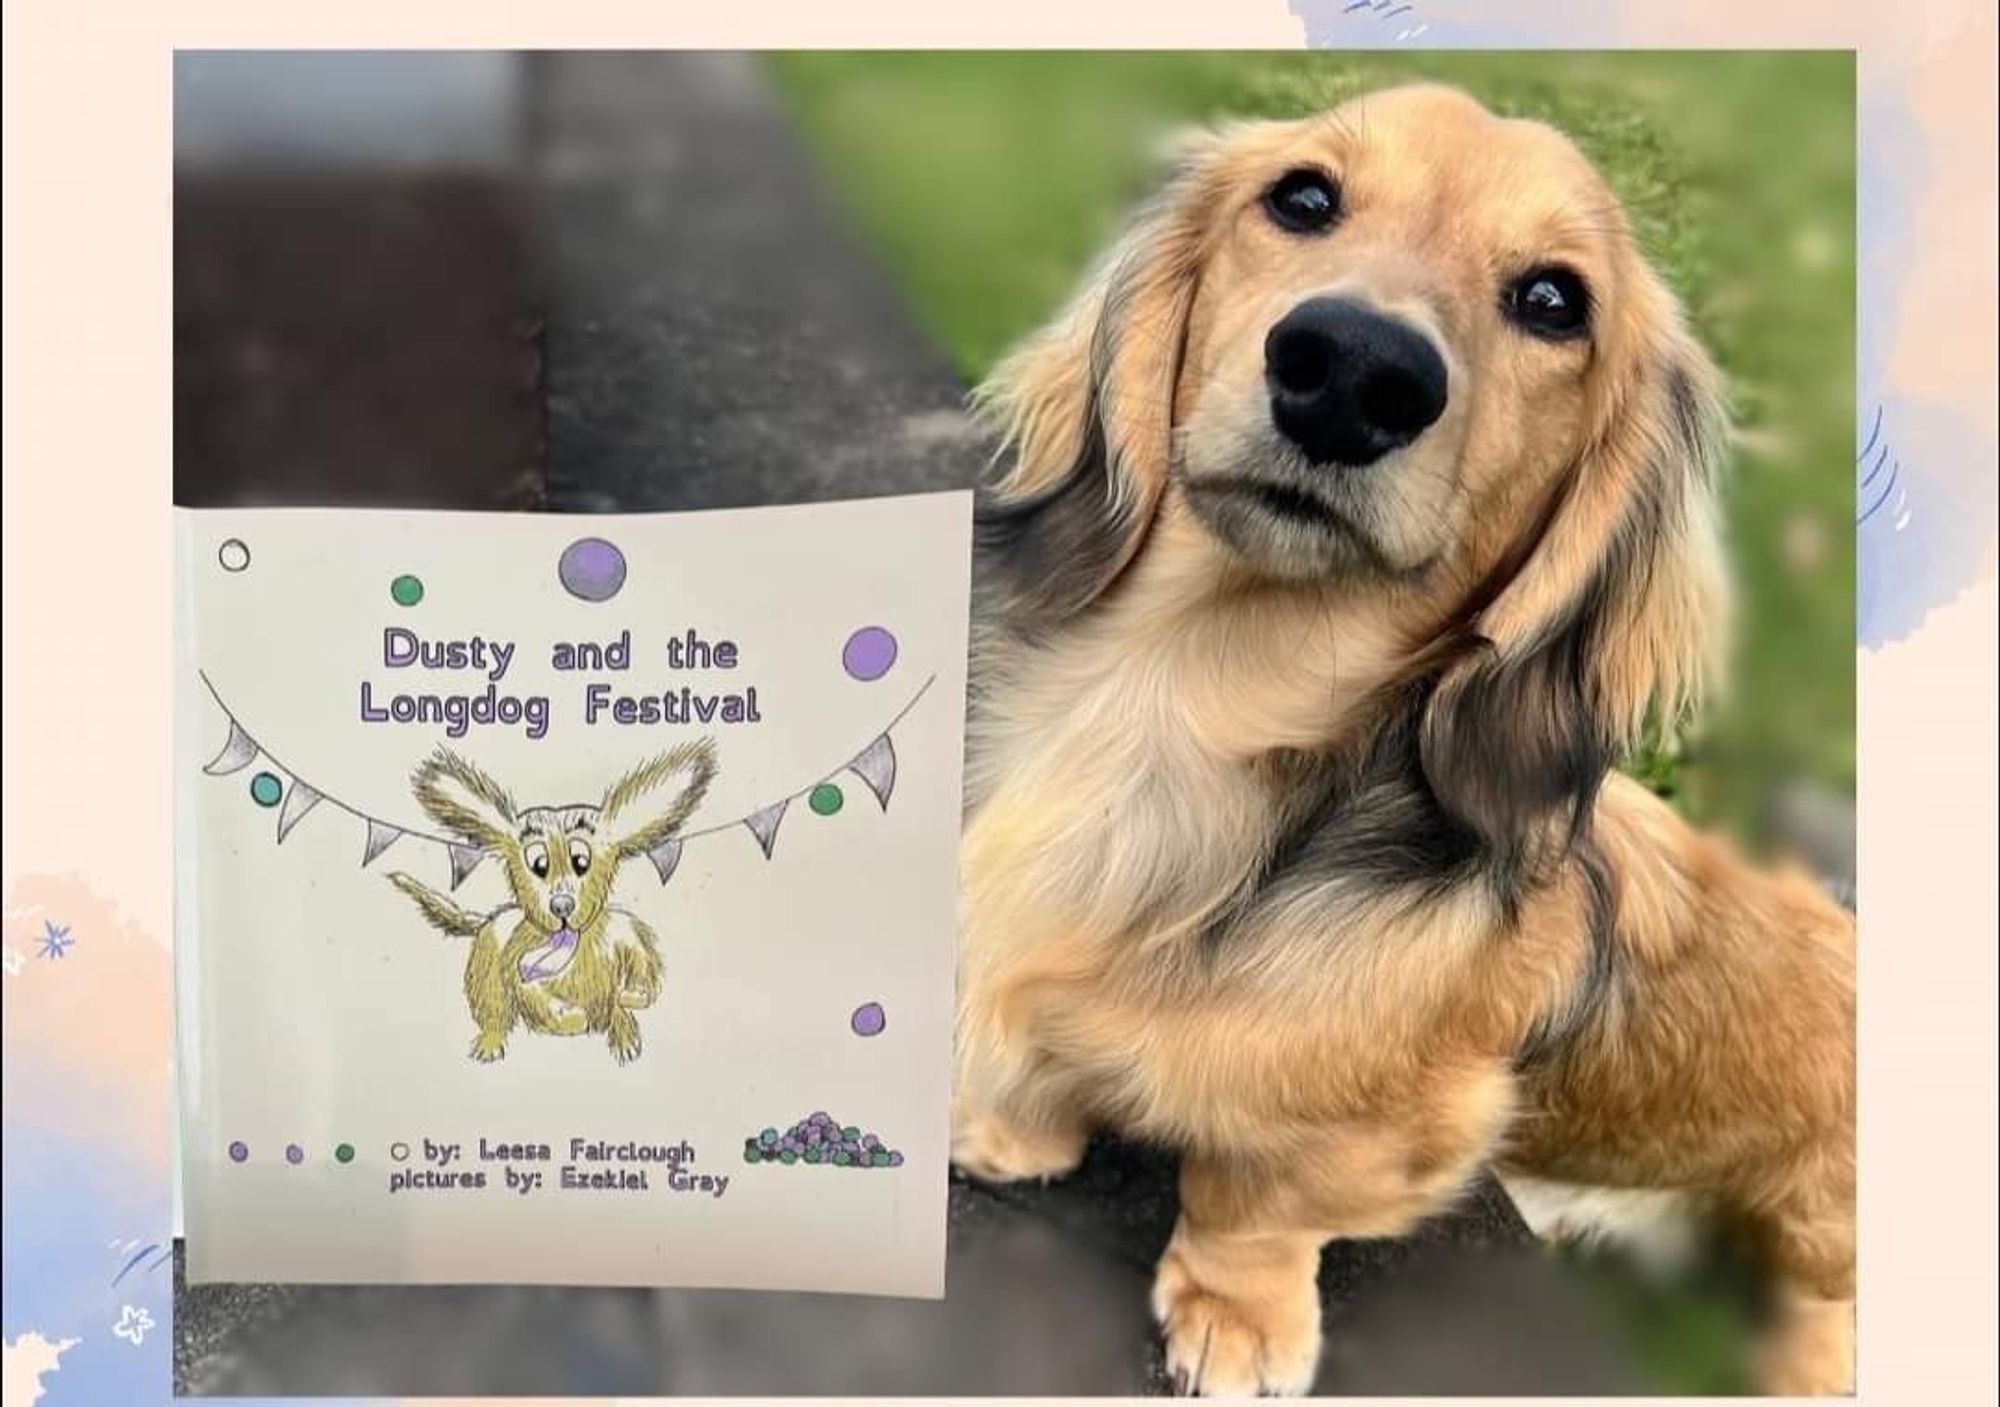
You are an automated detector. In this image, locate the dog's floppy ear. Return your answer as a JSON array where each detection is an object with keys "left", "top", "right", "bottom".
[
  {"left": 599, "top": 739, "right": 718, "bottom": 860},
  {"left": 971, "top": 126, "right": 1234, "bottom": 630},
  {"left": 410, "top": 747, "right": 518, "bottom": 852},
  {"left": 1420, "top": 269, "right": 1729, "bottom": 891}
]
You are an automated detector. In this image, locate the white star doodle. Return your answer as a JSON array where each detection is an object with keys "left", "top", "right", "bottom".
[
  {"left": 113, "top": 1304, "right": 155, "bottom": 1346},
  {"left": 2, "top": 946, "right": 22, "bottom": 977}
]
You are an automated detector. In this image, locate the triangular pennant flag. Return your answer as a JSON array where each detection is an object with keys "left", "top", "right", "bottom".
[
  {"left": 275, "top": 780, "right": 323, "bottom": 843},
  {"left": 362, "top": 820, "right": 404, "bottom": 867},
  {"left": 203, "top": 721, "right": 260, "bottom": 776},
  {"left": 744, "top": 800, "right": 788, "bottom": 859},
  {"left": 448, "top": 843, "right": 487, "bottom": 890},
  {"left": 848, "top": 733, "right": 897, "bottom": 811},
  {"left": 646, "top": 838, "right": 684, "bottom": 885}
]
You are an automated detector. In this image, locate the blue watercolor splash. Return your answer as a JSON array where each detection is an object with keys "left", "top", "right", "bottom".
[
  {"left": 1, "top": 1121, "right": 167, "bottom": 1404},
  {"left": 1295, "top": 0, "right": 1557, "bottom": 47},
  {"left": 1852, "top": 78, "right": 1995, "bottom": 645}
]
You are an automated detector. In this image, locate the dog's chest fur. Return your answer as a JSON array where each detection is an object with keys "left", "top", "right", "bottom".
[
  {"left": 967, "top": 580, "right": 1359, "bottom": 937},
  {"left": 957, "top": 571, "right": 1470, "bottom": 1120},
  {"left": 499, "top": 917, "right": 614, "bottom": 1029}
]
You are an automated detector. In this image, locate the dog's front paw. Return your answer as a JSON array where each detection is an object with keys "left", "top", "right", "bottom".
[
  {"left": 1152, "top": 1241, "right": 1321, "bottom": 1397},
  {"left": 607, "top": 1015, "right": 642, "bottom": 1065},
  {"left": 949, "top": 1107, "right": 1086, "bottom": 1184},
  {"left": 469, "top": 1032, "right": 508, "bottom": 1063}
]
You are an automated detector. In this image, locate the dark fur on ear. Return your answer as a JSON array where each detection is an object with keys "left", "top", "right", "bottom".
[
  {"left": 410, "top": 747, "right": 519, "bottom": 852},
  {"left": 1421, "top": 309, "right": 1729, "bottom": 901},
  {"left": 972, "top": 392, "right": 1129, "bottom": 636},
  {"left": 599, "top": 738, "right": 718, "bottom": 860},
  {"left": 972, "top": 134, "right": 1226, "bottom": 635}
]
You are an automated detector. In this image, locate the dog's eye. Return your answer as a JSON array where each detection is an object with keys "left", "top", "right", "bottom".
[
  {"left": 1263, "top": 168, "right": 1341, "bottom": 235},
  {"left": 1505, "top": 267, "right": 1591, "bottom": 339},
  {"left": 525, "top": 842, "right": 550, "bottom": 879},
  {"left": 569, "top": 839, "right": 591, "bottom": 876}
]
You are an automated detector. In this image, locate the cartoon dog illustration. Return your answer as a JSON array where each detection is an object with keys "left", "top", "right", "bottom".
[{"left": 388, "top": 741, "right": 717, "bottom": 1065}]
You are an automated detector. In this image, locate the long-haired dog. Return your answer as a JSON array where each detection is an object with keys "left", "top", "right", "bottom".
[
  {"left": 389, "top": 741, "right": 717, "bottom": 1065},
  {"left": 954, "top": 86, "right": 1854, "bottom": 1395}
]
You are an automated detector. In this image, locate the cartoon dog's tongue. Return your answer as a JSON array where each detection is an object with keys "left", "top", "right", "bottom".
[{"left": 519, "top": 928, "right": 578, "bottom": 983}]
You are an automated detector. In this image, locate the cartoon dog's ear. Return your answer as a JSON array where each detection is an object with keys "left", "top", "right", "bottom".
[
  {"left": 970, "top": 123, "right": 1241, "bottom": 631},
  {"left": 410, "top": 747, "right": 518, "bottom": 851},
  {"left": 1420, "top": 263, "right": 1729, "bottom": 896},
  {"left": 600, "top": 739, "right": 719, "bottom": 861}
]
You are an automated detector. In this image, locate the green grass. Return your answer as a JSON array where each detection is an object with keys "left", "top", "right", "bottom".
[
  {"left": 766, "top": 52, "right": 1854, "bottom": 1393},
  {"left": 1555, "top": 1240, "right": 1763, "bottom": 1394}
]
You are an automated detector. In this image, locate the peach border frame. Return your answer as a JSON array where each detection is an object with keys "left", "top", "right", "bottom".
[{"left": 3, "top": 3, "right": 1993, "bottom": 1405}]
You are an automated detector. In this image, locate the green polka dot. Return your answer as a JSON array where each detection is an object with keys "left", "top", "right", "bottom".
[
  {"left": 390, "top": 574, "right": 425, "bottom": 607},
  {"left": 249, "top": 772, "right": 283, "bottom": 807},
  {"left": 809, "top": 783, "right": 844, "bottom": 816},
  {"left": 334, "top": 1143, "right": 355, "bottom": 1164}
]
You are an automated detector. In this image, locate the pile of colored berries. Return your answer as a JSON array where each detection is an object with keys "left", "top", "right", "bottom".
[{"left": 744, "top": 1112, "right": 904, "bottom": 1168}]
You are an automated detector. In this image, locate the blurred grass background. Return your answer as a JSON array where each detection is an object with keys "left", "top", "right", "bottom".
[{"left": 768, "top": 52, "right": 1855, "bottom": 1394}]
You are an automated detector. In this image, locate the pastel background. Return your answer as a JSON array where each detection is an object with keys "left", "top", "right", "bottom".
[{"left": 2, "top": 2, "right": 1992, "bottom": 1405}]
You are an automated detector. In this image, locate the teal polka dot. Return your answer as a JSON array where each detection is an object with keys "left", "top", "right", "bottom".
[
  {"left": 390, "top": 575, "right": 425, "bottom": 607},
  {"left": 249, "top": 772, "right": 283, "bottom": 807},
  {"left": 809, "top": 783, "right": 844, "bottom": 816}
]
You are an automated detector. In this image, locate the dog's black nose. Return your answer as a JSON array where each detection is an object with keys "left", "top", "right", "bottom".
[
  {"left": 1265, "top": 297, "right": 1448, "bottom": 467},
  {"left": 550, "top": 892, "right": 576, "bottom": 920}
]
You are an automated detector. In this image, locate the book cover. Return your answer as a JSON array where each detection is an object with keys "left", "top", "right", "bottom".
[{"left": 173, "top": 493, "right": 970, "bottom": 1295}]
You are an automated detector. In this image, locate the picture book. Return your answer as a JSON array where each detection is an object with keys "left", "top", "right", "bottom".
[{"left": 173, "top": 493, "right": 971, "bottom": 1295}]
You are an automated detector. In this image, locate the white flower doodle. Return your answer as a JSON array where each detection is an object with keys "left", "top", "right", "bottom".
[{"left": 113, "top": 1305, "right": 154, "bottom": 1346}]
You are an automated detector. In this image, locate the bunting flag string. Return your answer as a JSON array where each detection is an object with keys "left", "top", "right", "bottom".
[
  {"left": 847, "top": 734, "right": 896, "bottom": 811},
  {"left": 645, "top": 838, "right": 684, "bottom": 886},
  {"left": 446, "top": 843, "right": 486, "bottom": 891},
  {"left": 742, "top": 800, "right": 788, "bottom": 860},
  {"left": 275, "top": 781, "right": 322, "bottom": 843},
  {"left": 196, "top": 670, "right": 934, "bottom": 893},
  {"left": 202, "top": 720, "right": 261, "bottom": 776},
  {"left": 361, "top": 819, "right": 404, "bottom": 867}
]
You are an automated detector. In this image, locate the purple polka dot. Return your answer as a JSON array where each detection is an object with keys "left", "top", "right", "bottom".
[
  {"left": 842, "top": 627, "right": 898, "bottom": 681},
  {"left": 850, "top": 1001, "right": 887, "bottom": 1038},
  {"left": 559, "top": 537, "right": 627, "bottom": 602},
  {"left": 228, "top": 1141, "right": 249, "bottom": 1163},
  {"left": 285, "top": 1144, "right": 305, "bottom": 1165}
]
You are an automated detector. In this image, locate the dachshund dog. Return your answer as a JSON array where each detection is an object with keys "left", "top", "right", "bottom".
[
  {"left": 955, "top": 86, "right": 1854, "bottom": 1395},
  {"left": 390, "top": 741, "right": 717, "bottom": 1065}
]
